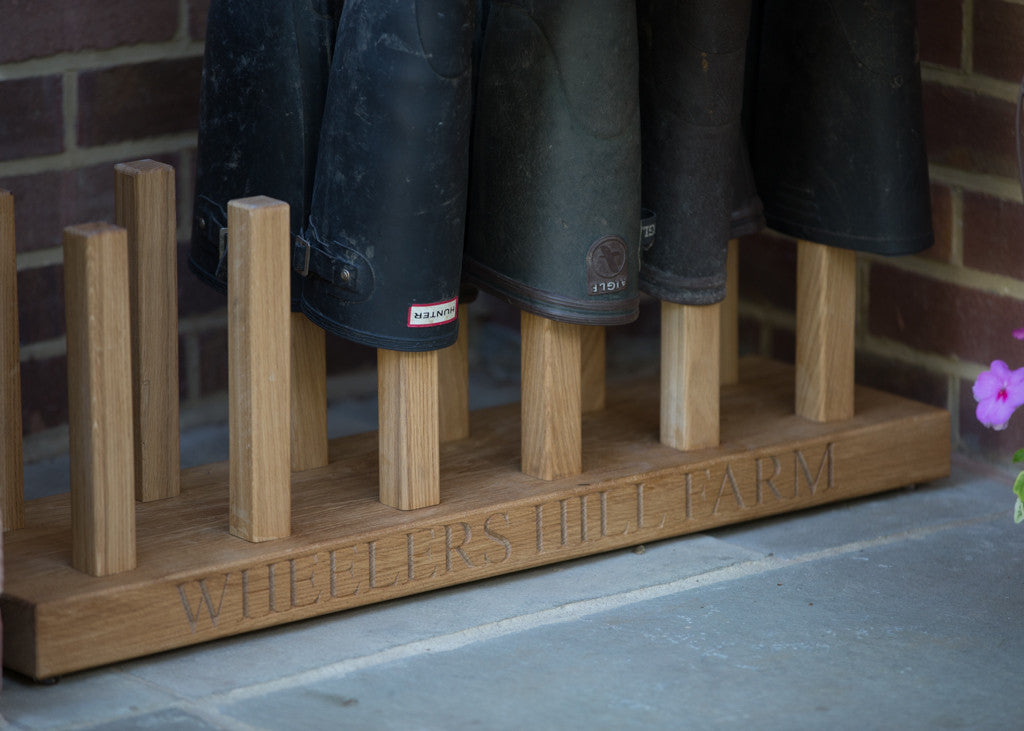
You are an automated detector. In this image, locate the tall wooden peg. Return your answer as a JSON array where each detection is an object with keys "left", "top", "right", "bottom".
[
  {"left": 438, "top": 303, "right": 470, "bottom": 442},
  {"left": 521, "top": 311, "right": 582, "bottom": 480},
  {"left": 580, "top": 325, "right": 606, "bottom": 413},
  {"left": 661, "top": 301, "right": 720, "bottom": 451},
  {"left": 64, "top": 223, "right": 136, "bottom": 576},
  {"left": 378, "top": 348, "right": 440, "bottom": 509},
  {"left": 228, "top": 197, "right": 292, "bottom": 542},
  {"left": 115, "top": 160, "right": 180, "bottom": 502},
  {"left": 795, "top": 240, "right": 856, "bottom": 422},
  {"left": 1, "top": 190, "right": 24, "bottom": 532},
  {"left": 290, "top": 312, "right": 328, "bottom": 471}
]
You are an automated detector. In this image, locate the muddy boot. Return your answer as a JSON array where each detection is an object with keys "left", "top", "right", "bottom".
[
  {"left": 464, "top": 0, "right": 643, "bottom": 326},
  {"left": 749, "top": 0, "right": 933, "bottom": 254},
  {"left": 189, "top": 0, "right": 343, "bottom": 309},
  {"left": 295, "top": 0, "right": 476, "bottom": 351},
  {"left": 637, "top": 0, "right": 752, "bottom": 306}
]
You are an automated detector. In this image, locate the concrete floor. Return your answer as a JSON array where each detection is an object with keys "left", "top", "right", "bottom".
[{"left": 3, "top": 365, "right": 1024, "bottom": 729}]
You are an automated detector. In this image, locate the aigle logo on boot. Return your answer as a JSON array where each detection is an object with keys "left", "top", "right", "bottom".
[{"left": 408, "top": 297, "right": 458, "bottom": 327}]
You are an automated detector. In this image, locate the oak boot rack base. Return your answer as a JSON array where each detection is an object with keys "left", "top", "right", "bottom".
[{"left": 3, "top": 358, "right": 949, "bottom": 680}]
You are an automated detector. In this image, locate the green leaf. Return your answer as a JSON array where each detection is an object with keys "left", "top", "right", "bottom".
[
  {"left": 1013, "top": 449, "right": 1024, "bottom": 464},
  {"left": 1013, "top": 472, "right": 1024, "bottom": 502},
  {"left": 1015, "top": 497, "right": 1024, "bottom": 524}
]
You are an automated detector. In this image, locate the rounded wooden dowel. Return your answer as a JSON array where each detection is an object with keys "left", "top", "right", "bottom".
[{"left": 64, "top": 223, "right": 137, "bottom": 576}]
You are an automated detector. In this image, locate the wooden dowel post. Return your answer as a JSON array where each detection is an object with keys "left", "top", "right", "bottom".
[
  {"left": 290, "top": 313, "right": 328, "bottom": 471},
  {"left": 720, "top": 239, "right": 740, "bottom": 386},
  {"left": 795, "top": 240, "right": 856, "bottom": 422},
  {"left": 64, "top": 223, "right": 136, "bottom": 576},
  {"left": 228, "top": 197, "right": 291, "bottom": 542},
  {"left": 439, "top": 304, "right": 470, "bottom": 442},
  {"left": 521, "top": 311, "right": 581, "bottom": 480},
  {"left": 1, "top": 190, "right": 24, "bottom": 532},
  {"left": 115, "top": 160, "right": 180, "bottom": 502},
  {"left": 580, "top": 325, "right": 606, "bottom": 413},
  {"left": 661, "top": 300, "right": 720, "bottom": 451},
  {"left": 378, "top": 348, "right": 440, "bottom": 509}
]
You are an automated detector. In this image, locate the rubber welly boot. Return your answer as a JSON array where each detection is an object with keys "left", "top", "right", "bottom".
[
  {"left": 189, "top": 0, "right": 342, "bottom": 309},
  {"left": 637, "top": 0, "right": 752, "bottom": 306},
  {"left": 296, "top": 0, "right": 475, "bottom": 351},
  {"left": 749, "top": 0, "right": 933, "bottom": 254},
  {"left": 464, "top": 0, "right": 642, "bottom": 326}
]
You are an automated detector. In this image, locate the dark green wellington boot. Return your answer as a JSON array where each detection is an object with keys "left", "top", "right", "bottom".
[
  {"left": 464, "top": 0, "right": 642, "bottom": 326},
  {"left": 295, "top": 0, "right": 475, "bottom": 351},
  {"left": 730, "top": 137, "right": 765, "bottom": 239},
  {"left": 637, "top": 0, "right": 753, "bottom": 306},
  {"left": 750, "top": 0, "right": 933, "bottom": 254},
  {"left": 189, "top": 0, "right": 343, "bottom": 309}
]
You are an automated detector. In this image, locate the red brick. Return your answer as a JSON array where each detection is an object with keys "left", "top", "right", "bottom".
[
  {"left": 0, "top": 0, "right": 179, "bottom": 64},
  {"left": 923, "top": 83, "right": 1018, "bottom": 178},
  {"left": 962, "top": 191, "right": 1024, "bottom": 277},
  {"left": 17, "top": 264, "right": 66, "bottom": 345},
  {"left": 916, "top": 0, "right": 963, "bottom": 69},
  {"left": 0, "top": 77, "right": 64, "bottom": 162},
  {"left": 974, "top": 0, "right": 1024, "bottom": 83},
  {"left": 19, "top": 354, "right": 68, "bottom": 435},
  {"left": 77, "top": 59, "right": 202, "bottom": 147},
  {"left": 868, "top": 263, "right": 1024, "bottom": 363},
  {"left": 190, "top": 0, "right": 211, "bottom": 41},
  {"left": 737, "top": 231, "right": 797, "bottom": 312},
  {"left": 919, "top": 184, "right": 953, "bottom": 264},
  {"left": 197, "top": 326, "right": 229, "bottom": 397},
  {"left": 856, "top": 352, "right": 949, "bottom": 409}
]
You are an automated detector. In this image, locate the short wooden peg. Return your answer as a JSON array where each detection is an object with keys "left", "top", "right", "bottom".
[
  {"left": 795, "top": 240, "right": 856, "bottom": 422},
  {"left": 661, "top": 300, "right": 720, "bottom": 451},
  {"left": 115, "top": 160, "right": 181, "bottom": 502},
  {"left": 378, "top": 348, "right": 440, "bottom": 509},
  {"left": 521, "top": 311, "right": 582, "bottom": 480},
  {"left": 580, "top": 325, "right": 606, "bottom": 413},
  {"left": 1, "top": 190, "right": 24, "bottom": 532},
  {"left": 64, "top": 223, "right": 136, "bottom": 576},
  {"left": 228, "top": 197, "right": 292, "bottom": 542},
  {"left": 290, "top": 312, "right": 328, "bottom": 471},
  {"left": 720, "top": 239, "right": 740, "bottom": 386},
  {"left": 438, "top": 304, "right": 470, "bottom": 442}
]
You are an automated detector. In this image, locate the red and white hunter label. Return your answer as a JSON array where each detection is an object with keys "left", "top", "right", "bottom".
[{"left": 407, "top": 297, "right": 458, "bottom": 327}]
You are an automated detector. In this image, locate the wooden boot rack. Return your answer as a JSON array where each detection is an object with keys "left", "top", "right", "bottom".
[{"left": 1, "top": 161, "right": 950, "bottom": 680}]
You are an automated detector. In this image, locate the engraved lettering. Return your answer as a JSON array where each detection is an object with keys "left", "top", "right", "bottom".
[
  {"left": 178, "top": 575, "right": 229, "bottom": 632},
  {"left": 368, "top": 540, "right": 399, "bottom": 589},
  {"left": 242, "top": 563, "right": 279, "bottom": 619},
  {"left": 579, "top": 495, "right": 588, "bottom": 543},
  {"left": 329, "top": 546, "right": 360, "bottom": 598},
  {"left": 795, "top": 443, "right": 835, "bottom": 496},
  {"left": 483, "top": 512, "right": 512, "bottom": 564},
  {"left": 756, "top": 455, "right": 783, "bottom": 504},
  {"left": 559, "top": 499, "right": 569, "bottom": 546},
  {"left": 406, "top": 529, "right": 438, "bottom": 582},
  {"left": 713, "top": 464, "right": 745, "bottom": 513},
  {"left": 445, "top": 522, "right": 475, "bottom": 572},
  {"left": 685, "top": 470, "right": 710, "bottom": 519},
  {"left": 289, "top": 555, "right": 321, "bottom": 609},
  {"left": 536, "top": 504, "right": 544, "bottom": 553}
]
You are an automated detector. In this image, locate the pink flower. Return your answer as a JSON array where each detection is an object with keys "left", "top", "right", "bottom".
[
  {"left": 1014, "top": 328, "right": 1024, "bottom": 340},
  {"left": 973, "top": 360, "right": 1024, "bottom": 431}
]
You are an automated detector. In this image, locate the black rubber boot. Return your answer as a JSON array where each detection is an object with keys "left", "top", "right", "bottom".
[
  {"left": 637, "top": 0, "right": 753, "bottom": 306},
  {"left": 749, "top": 0, "right": 933, "bottom": 254},
  {"left": 296, "top": 0, "right": 475, "bottom": 351},
  {"left": 464, "top": 0, "right": 643, "bottom": 326},
  {"left": 189, "top": 0, "right": 342, "bottom": 309}
]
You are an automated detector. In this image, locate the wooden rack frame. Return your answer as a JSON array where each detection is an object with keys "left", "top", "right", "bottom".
[{"left": 1, "top": 163, "right": 950, "bottom": 680}]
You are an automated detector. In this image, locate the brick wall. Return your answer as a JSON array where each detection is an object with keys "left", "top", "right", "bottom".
[{"left": 2, "top": 1, "right": 1023, "bottom": 468}]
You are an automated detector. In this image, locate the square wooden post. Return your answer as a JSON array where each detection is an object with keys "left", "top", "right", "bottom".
[
  {"left": 378, "top": 348, "right": 440, "bottom": 509},
  {"left": 1, "top": 190, "right": 24, "bottom": 532},
  {"left": 64, "top": 223, "right": 136, "bottom": 576},
  {"left": 228, "top": 197, "right": 292, "bottom": 542},
  {"left": 661, "top": 301, "right": 720, "bottom": 451},
  {"left": 115, "top": 160, "right": 180, "bottom": 502},
  {"left": 439, "top": 304, "right": 471, "bottom": 443},
  {"left": 720, "top": 239, "right": 740, "bottom": 386},
  {"left": 795, "top": 240, "right": 856, "bottom": 422},
  {"left": 581, "top": 325, "right": 606, "bottom": 413},
  {"left": 521, "top": 311, "right": 582, "bottom": 480},
  {"left": 290, "top": 312, "right": 329, "bottom": 471}
]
